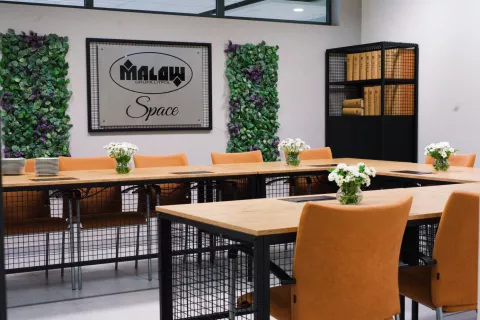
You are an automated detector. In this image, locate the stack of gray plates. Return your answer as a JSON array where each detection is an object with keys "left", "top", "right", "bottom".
[
  {"left": 1, "top": 158, "right": 26, "bottom": 175},
  {"left": 35, "top": 157, "right": 59, "bottom": 176}
]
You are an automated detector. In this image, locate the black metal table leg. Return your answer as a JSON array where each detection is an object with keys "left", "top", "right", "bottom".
[
  {"left": 412, "top": 300, "right": 419, "bottom": 320},
  {"left": 400, "top": 225, "right": 419, "bottom": 265},
  {"left": 158, "top": 215, "right": 173, "bottom": 320},
  {"left": 400, "top": 295, "right": 405, "bottom": 320},
  {"left": 254, "top": 236, "right": 270, "bottom": 320},
  {"left": 256, "top": 176, "right": 267, "bottom": 198}
]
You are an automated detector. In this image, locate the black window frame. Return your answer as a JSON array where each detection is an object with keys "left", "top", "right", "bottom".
[{"left": 0, "top": 0, "right": 331, "bottom": 26}]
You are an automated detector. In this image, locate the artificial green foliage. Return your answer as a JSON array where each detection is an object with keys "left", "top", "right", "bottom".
[
  {"left": 0, "top": 29, "right": 72, "bottom": 158},
  {"left": 225, "top": 41, "right": 280, "bottom": 162}
]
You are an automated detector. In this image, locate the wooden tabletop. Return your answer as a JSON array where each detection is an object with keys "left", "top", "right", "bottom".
[
  {"left": 156, "top": 183, "right": 480, "bottom": 236},
  {"left": 4, "top": 157, "right": 480, "bottom": 188}
]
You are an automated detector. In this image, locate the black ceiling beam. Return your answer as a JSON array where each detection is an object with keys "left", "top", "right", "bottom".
[{"left": 201, "top": 0, "right": 265, "bottom": 16}]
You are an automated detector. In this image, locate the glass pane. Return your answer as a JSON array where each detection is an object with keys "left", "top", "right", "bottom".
[
  {"left": 225, "top": 0, "right": 328, "bottom": 23},
  {"left": 3, "top": 0, "right": 83, "bottom": 5},
  {"left": 94, "top": 0, "right": 216, "bottom": 14}
]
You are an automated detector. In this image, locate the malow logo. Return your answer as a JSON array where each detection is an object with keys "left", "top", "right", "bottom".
[{"left": 109, "top": 52, "right": 193, "bottom": 94}]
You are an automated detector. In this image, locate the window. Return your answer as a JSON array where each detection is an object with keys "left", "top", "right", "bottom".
[{"left": 0, "top": 0, "right": 331, "bottom": 25}]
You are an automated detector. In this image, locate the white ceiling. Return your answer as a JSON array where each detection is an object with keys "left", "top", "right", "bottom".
[{"left": 6, "top": 0, "right": 327, "bottom": 21}]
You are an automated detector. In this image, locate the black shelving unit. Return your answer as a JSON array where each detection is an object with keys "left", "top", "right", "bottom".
[{"left": 325, "top": 42, "right": 419, "bottom": 162}]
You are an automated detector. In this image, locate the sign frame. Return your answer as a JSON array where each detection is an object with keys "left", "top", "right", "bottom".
[{"left": 86, "top": 38, "right": 212, "bottom": 132}]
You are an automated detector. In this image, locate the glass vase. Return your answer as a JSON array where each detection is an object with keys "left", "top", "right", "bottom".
[
  {"left": 336, "top": 185, "right": 363, "bottom": 205},
  {"left": 286, "top": 152, "right": 300, "bottom": 166},
  {"left": 433, "top": 158, "right": 450, "bottom": 172},
  {"left": 115, "top": 157, "right": 131, "bottom": 174}
]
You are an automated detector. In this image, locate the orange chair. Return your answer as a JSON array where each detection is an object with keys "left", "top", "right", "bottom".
[
  {"left": 3, "top": 159, "right": 68, "bottom": 282},
  {"left": 425, "top": 154, "right": 476, "bottom": 167},
  {"left": 399, "top": 191, "right": 479, "bottom": 320},
  {"left": 295, "top": 147, "right": 335, "bottom": 196},
  {"left": 211, "top": 151, "right": 263, "bottom": 200},
  {"left": 238, "top": 196, "right": 413, "bottom": 320},
  {"left": 133, "top": 153, "right": 190, "bottom": 208},
  {"left": 59, "top": 156, "right": 145, "bottom": 288}
]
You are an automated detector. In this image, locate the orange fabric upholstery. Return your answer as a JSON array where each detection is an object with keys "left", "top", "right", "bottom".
[
  {"left": 239, "top": 196, "right": 413, "bottom": 319},
  {"left": 211, "top": 151, "right": 262, "bottom": 200},
  {"left": 59, "top": 156, "right": 116, "bottom": 171},
  {"left": 399, "top": 191, "right": 479, "bottom": 313},
  {"left": 133, "top": 153, "right": 188, "bottom": 168},
  {"left": 298, "top": 147, "right": 333, "bottom": 161},
  {"left": 211, "top": 150, "right": 263, "bottom": 164},
  {"left": 425, "top": 154, "right": 476, "bottom": 167},
  {"left": 134, "top": 154, "right": 190, "bottom": 212},
  {"left": 25, "top": 159, "right": 35, "bottom": 173},
  {"left": 59, "top": 156, "right": 135, "bottom": 228},
  {"left": 294, "top": 147, "right": 334, "bottom": 196}
]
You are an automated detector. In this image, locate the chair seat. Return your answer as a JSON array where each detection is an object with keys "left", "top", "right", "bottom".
[
  {"left": 77, "top": 212, "right": 145, "bottom": 229},
  {"left": 5, "top": 217, "right": 67, "bottom": 235},
  {"left": 399, "top": 266, "right": 477, "bottom": 313},
  {"left": 238, "top": 285, "right": 292, "bottom": 320}
]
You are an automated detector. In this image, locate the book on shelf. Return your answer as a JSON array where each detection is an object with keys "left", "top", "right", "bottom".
[
  {"left": 343, "top": 98, "right": 364, "bottom": 109},
  {"left": 343, "top": 107, "right": 364, "bottom": 116},
  {"left": 346, "top": 54, "right": 353, "bottom": 81},
  {"left": 377, "top": 50, "right": 381, "bottom": 78},
  {"left": 366, "top": 52, "right": 371, "bottom": 80},
  {"left": 359, "top": 52, "right": 367, "bottom": 80},
  {"left": 374, "top": 86, "right": 381, "bottom": 115},
  {"left": 363, "top": 87, "right": 369, "bottom": 116},
  {"left": 353, "top": 53, "right": 360, "bottom": 80},
  {"left": 368, "top": 87, "right": 375, "bottom": 116},
  {"left": 371, "top": 51, "right": 378, "bottom": 79},
  {"left": 384, "top": 85, "right": 393, "bottom": 115}
]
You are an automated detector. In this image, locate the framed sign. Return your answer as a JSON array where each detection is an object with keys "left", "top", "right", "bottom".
[{"left": 86, "top": 38, "right": 212, "bottom": 132}]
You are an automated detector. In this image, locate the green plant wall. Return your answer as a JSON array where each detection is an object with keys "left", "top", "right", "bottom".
[
  {"left": 225, "top": 41, "right": 280, "bottom": 162},
  {"left": 0, "top": 29, "right": 72, "bottom": 158}
]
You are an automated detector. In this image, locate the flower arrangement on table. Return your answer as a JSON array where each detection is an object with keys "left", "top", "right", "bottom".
[
  {"left": 328, "top": 163, "right": 376, "bottom": 205},
  {"left": 424, "top": 142, "right": 457, "bottom": 171},
  {"left": 277, "top": 138, "right": 310, "bottom": 166},
  {"left": 104, "top": 142, "right": 138, "bottom": 174}
]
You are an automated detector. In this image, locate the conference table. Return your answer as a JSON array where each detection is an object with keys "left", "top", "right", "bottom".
[
  {"left": 3, "top": 158, "right": 480, "bottom": 318},
  {"left": 154, "top": 159, "right": 480, "bottom": 320}
]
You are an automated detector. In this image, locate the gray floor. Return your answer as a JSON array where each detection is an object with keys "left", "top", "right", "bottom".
[{"left": 6, "top": 259, "right": 477, "bottom": 320}]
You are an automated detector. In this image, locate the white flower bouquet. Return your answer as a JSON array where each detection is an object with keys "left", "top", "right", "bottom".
[
  {"left": 328, "top": 163, "right": 376, "bottom": 205},
  {"left": 104, "top": 142, "right": 138, "bottom": 174},
  {"left": 424, "top": 142, "right": 457, "bottom": 171},
  {"left": 278, "top": 138, "right": 310, "bottom": 166}
]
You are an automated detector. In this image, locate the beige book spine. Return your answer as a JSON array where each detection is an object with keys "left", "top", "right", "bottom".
[
  {"left": 385, "top": 85, "right": 393, "bottom": 115},
  {"left": 359, "top": 52, "right": 367, "bottom": 80},
  {"left": 346, "top": 54, "right": 353, "bottom": 81},
  {"left": 353, "top": 53, "right": 360, "bottom": 80},
  {"left": 343, "top": 107, "right": 364, "bottom": 116},
  {"left": 343, "top": 98, "right": 364, "bottom": 109},
  {"left": 374, "top": 86, "right": 381, "bottom": 115},
  {"left": 368, "top": 87, "right": 374, "bottom": 116},
  {"left": 371, "top": 51, "right": 377, "bottom": 79},
  {"left": 366, "top": 52, "right": 371, "bottom": 80},
  {"left": 377, "top": 50, "right": 381, "bottom": 78},
  {"left": 363, "top": 87, "right": 369, "bottom": 116}
]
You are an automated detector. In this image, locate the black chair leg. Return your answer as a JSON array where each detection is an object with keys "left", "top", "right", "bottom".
[
  {"left": 400, "top": 295, "right": 405, "bottom": 320},
  {"left": 135, "top": 225, "right": 140, "bottom": 269},
  {"left": 61, "top": 231, "right": 65, "bottom": 278},
  {"left": 45, "top": 232, "right": 50, "bottom": 279},
  {"left": 115, "top": 227, "right": 121, "bottom": 270},
  {"left": 209, "top": 234, "right": 216, "bottom": 264},
  {"left": 197, "top": 230, "right": 202, "bottom": 265},
  {"left": 412, "top": 300, "right": 419, "bottom": 320}
]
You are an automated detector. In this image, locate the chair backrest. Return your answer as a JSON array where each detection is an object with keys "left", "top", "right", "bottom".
[
  {"left": 431, "top": 191, "right": 479, "bottom": 308},
  {"left": 59, "top": 156, "right": 120, "bottom": 216},
  {"left": 292, "top": 196, "right": 413, "bottom": 319},
  {"left": 59, "top": 156, "right": 116, "bottom": 171},
  {"left": 425, "top": 154, "right": 476, "bottom": 167},
  {"left": 298, "top": 147, "right": 333, "bottom": 161},
  {"left": 133, "top": 153, "right": 188, "bottom": 168},
  {"left": 25, "top": 159, "right": 35, "bottom": 173},
  {"left": 211, "top": 150, "right": 263, "bottom": 164}
]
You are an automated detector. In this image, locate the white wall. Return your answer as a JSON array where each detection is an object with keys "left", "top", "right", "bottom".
[
  {"left": 361, "top": 0, "right": 480, "bottom": 165},
  {"left": 0, "top": 0, "right": 361, "bottom": 165}
]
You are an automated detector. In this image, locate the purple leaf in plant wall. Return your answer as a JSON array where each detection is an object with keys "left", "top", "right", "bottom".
[{"left": 225, "top": 40, "right": 241, "bottom": 54}]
